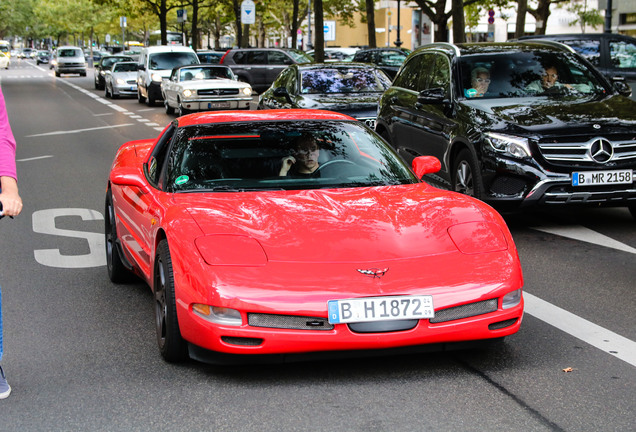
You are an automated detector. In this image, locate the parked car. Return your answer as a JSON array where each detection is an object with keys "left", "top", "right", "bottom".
[
  {"left": 105, "top": 109, "right": 524, "bottom": 363},
  {"left": 258, "top": 62, "right": 391, "bottom": 129},
  {"left": 137, "top": 45, "right": 200, "bottom": 106},
  {"left": 375, "top": 41, "right": 636, "bottom": 217},
  {"left": 54, "top": 46, "right": 87, "bottom": 77},
  {"left": 35, "top": 50, "right": 50, "bottom": 65},
  {"left": 220, "top": 48, "right": 312, "bottom": 92},
  {"left": 161, "top": 64, "right": 252, "bottom": 116},
  {"left": 352, "top": 48, "right": 410, "bottom": 79},
  {"left": 94, "top": 55, "right": 134, "bottom": 90},
  {"left": 307, "top": 47, "right": 360, "bottom": 62},
  {"left": 518, "top": 33, "right": 636, "bottom": 98},
  {"left": 0, "top": 52, "right": 9, "bottom": 69},
  {"left": 104, "top": 61, "right": 138, "bottom": 99},
  {"left": 196, "top": 50, "right": 226, "bottom": 64}
]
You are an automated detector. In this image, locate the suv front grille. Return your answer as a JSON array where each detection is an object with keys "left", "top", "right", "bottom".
[{"left": 537, "top": 137, "right": 636, "bottom": 164}]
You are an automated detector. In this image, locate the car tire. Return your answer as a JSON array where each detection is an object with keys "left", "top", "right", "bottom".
[
  {"left": 165, "top": 100, "right": 174, "bottom": 115},
  {"left": 628, "top": 204, "right": 636, "bottom": 220},
  {"left": 105, "top": 190, "right": 133, "bottom": 283},
  {"left": 138, "top": 90, "right": 146, "bottom": 104},
  {"left": 94, "top": 78, "right": 99, "bottom": 89},
  {"left": 80, "top": 72, "right": 86, "bottom": 77},
  {"left": 154, "top": 239, "right": 188, "bottom": 362},
  {"left": 146, "top": 95, "right": 155, "bottom": 107},
  {"left": 55, "top": 71, "right": 60, "bottom": 77},
  {"left": 452, "top": 148, "right": 484, "bottom": 199},
  {"left": 105, "top": 85, "right": 110, "bottom": 98},
  {"left": 178, "top": 101, "right": 189, "bottom": 117}
]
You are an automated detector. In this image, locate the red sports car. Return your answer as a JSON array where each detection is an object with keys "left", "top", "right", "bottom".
[{"left": 106, "top": 109, "right": 524, "bottom": 363}]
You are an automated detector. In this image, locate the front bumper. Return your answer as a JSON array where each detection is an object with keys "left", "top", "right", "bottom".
[
  {"left": 481, "top": 154, "right": 636, "bottom": 209},
  {"left": 181, "top": 97, "right": 252, "bottom": 111},
  {"left": 56, "top": 64, "right": 86, "bottom": 74},
  {"left": 113, "top": 83, "right": 138, "bottom": 97}
]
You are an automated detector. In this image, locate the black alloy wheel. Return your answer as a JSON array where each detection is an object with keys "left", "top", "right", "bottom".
[
  {"left": 452, "top": 148, "right": 483, "bottom": 199},
  {"left": 105, "top": 189, "right": 132, "bottom": 283},
  {"left": 154, "top": 240, "right": 188, "bottom": 362}
]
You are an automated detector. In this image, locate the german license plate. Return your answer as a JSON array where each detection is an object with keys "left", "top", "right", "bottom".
[
  {"left": 327, "top": 295, "right": 434, "bottom": 324},
  {"left": 130, "top": 86, "right": 137, "bottom": 91},
  {"left": 572, "top": 170, "right": 632, "bottom": 186},
  {"left": 208, "top": 102, "right": 230, "bottom": 109}
]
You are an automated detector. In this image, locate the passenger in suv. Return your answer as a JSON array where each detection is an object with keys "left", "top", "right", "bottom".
[
  {"left": 220, "top": 48, "right": 311, "bottom": 92},
  {"left": 137, "top": 45, "right": 199, "bottom": 106},
  {"left": 518, "top": 33, "right": 636, "bottom": 98},
  {"left": 375, "top": 41, "right": 636, "bottom": 217}
]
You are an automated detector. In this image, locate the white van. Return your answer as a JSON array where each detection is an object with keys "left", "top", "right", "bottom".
[
  {"left": 54, "top": 46, "right": 87, "bottom": 77},
  {"left": 137, "top": 45, "right": 199, "bottom": 106}
]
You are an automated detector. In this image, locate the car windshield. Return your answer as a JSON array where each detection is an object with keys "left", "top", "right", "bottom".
[
  {"left": 459, "top": 50, "right": 608, "bottom": 100},
  {"left": 113, "top": 63, "right": 137, "bottom": 72},
  {"left": 149, "top": 52, "right": 199, "bottom": 70},
  {"left": 166, "top": 120, "right": 417, "bottom": 192},
  {"left": 59, "top": 49, "right": 81, "bottom": 58},
  {"left": 180, "top": 66, "right": 232, "bottom": 81},
  {"left": 301, "top": 67, "right": 391, "bottom": 94},
  {"left": 377, "top": 50, "right": 408, "bottom": 66},
  {"left": 285, "top": 49, "right": 313, "bottom": 63},
  {"left": 103, "top": 57, "right": 131, "bottom": 68}
]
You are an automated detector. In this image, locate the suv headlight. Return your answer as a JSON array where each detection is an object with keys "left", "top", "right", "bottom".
[
  {"left": 151, "top": 73, "right": 163, "bottom": 82},
  {"left": 485, "top": 132, "right": 531, "bottom": 158}
]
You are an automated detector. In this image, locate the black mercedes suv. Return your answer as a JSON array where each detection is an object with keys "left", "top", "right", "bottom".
[{"left": 375, "top": 41, "right": 636, "bottom": 216}]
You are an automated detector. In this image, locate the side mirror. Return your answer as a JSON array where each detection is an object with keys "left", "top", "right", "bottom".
[
  {"left": 412, "top": 156, "right": 441, "bottom": 179},
  {"left": 611, "top": 77, "right": 632, "bottom": 98},
  {"left": 417, "top": 87, "right": 446, "bottom": 104},
  {"left": 138, "top": 64, "right": 145, "bottom": 71},
  {"left": 273, "top": 86, "right": 293, "bottom": 103},
  {"left": 109, "top": 166, "right": 149, "bottom": 193}
]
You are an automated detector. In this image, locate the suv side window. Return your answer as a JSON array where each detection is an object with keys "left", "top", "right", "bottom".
[
  {"left": 268, "top": 51, "right": 293, "bottom": 65},
  {"left": 427, "top": 54, "right": 451, "bottom": 97},
  {"left": 247, "top": 51, "right": 267, "bottom": 64},
  {"left": 609, "top": 40, "right": 636, "bottom": 69},
  {"left": 393, "top": 54, "right": 427, "bottom": 91},
  {"left": 562, "top": 39, "right": 601, "bottom": 67},
  {"left": 232, "top": 51, "right": 246, "bottom": 64}
]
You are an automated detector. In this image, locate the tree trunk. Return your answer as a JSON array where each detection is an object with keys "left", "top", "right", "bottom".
[
  {"left": 451, "top": 0, "right": 465, "bottom": 43},
  {"left": 515, "top": 0, "right": 528, "bottom": 38},
  {"left": 366, "top": 0, "right": 376, "bottom": 48},
  {"left": 313, "top": 0, "right": 324, "bottom": 62},
  {"left": 291, "top": 0, "right": 299, "bottom": 49},
  {"left": 191, "top": 0, "right": 199, "bottom": 49}
]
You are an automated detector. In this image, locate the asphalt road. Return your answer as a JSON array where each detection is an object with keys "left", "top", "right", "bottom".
[{"left": 0, "top": 59, "right": 634, "bottom": 432}]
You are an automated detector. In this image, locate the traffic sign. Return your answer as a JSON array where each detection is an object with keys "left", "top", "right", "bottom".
[{"left": 241, "top": 0, "right": 255, "bottom": 25}]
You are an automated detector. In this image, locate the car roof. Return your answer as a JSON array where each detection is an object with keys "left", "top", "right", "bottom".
[
  {"left": 414, "top": 41, "right": 574, "bottom": 57},
  {"left": 518, "top": 33, "right": 636, "bottom": 42},
  {"left": 143, "top": 45, "right": 196, "bottom": 53},
  {"left": 177, "top": 109, "right": 356, "bottom": 128}
]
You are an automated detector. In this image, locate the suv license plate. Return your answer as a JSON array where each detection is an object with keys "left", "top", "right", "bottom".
[
  {"left": 328, "top": 295, "right": 434, "bottom": 324},
  {"left": 572, "top": 170, "right": 632, "bottom": 186}
]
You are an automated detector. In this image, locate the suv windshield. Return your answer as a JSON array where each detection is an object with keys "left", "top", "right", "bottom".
[
  {"left": 59, "top": 49, "right": 81, "bottom": 58},
  {"left": 165, "top": 120, "right": 416, "bottom": 192},
  {"left": 149, "top": 52, "right": 199, "bottom": 70},
  {"left": 459, "top": 50, "right": 608, "bottom": 99}
]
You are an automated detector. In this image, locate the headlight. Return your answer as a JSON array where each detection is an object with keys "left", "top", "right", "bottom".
[
  {"left": 151, "top": 73, "right": 163, "bottom": 82},
  {"left": 485, "top": 132, "right": 531, "bottom": 158},
  {"left": 100, "top": 70, "right": 106, "bottom": 76},
  {"left": 502, "top": 289, "right": 522, "bottom": 309},
  {"left": 116, "top": 78, "right": 126, "bottom": 85},
  {"left": 182, "top": 89, "right": 195, "bottom": 98},
  {"left": 192, "top": 304, "right": 242, "bottom": 326},
  {"left": 242, "top": 87, "right": 252, "bottom": 96}
]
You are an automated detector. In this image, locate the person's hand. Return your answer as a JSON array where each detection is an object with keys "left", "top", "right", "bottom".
[
  {"left": 279, "top": 156, "right": 296, "bottom": 176},
  {"left": 0, "top": 176, "right": 23, "bottom": 217}
]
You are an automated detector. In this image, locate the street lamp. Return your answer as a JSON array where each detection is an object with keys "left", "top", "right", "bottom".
[{"left": 394, "top": 0, "right": 402, "bottom": 47}]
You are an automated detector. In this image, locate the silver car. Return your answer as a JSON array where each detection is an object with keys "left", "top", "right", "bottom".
[
  {"left": 104, "top": 61, "right": 138, "bottom": 98},
  {"left": 161, "top": 65, "right": 252, "bottom": 116}
]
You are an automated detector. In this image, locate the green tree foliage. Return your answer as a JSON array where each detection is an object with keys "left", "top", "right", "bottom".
[{"left": 567, "top": 0, "right": 604, "bottom": 33}]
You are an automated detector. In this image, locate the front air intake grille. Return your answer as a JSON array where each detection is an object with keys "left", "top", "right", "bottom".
[
  {"left": 248, "top": 313, "right": 334, "bottom": 331},
  {"left": 220, "top": 336, "right": 263, "bottom": 346},
  {"left": 488, "top": 318, "right": 518, "bottom": 330},
  {"left": 490, "top": 176, "right": 527, "bottom": 196},
  {"left": 198, "top": 88, "right": 240, "bottom": 96},
  {"left": 429, "top": 299, "right": 498, "bottom": 324}
]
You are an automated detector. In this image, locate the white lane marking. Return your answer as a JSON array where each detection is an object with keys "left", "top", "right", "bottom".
[
  {"left": 524, "top": 292, "right": 636, "bottom": 367},
  {"left": 25, "top": 123, "right": 134, "bottom": 137},
  {"left": 531, "top": 225, "right": 636, "bottom": 254},
  {"left": 93, "top": 113, "right": 113, "bottom": 116},
  {"left": 17, "top": 155, "right": 53, "bottom": 162}
]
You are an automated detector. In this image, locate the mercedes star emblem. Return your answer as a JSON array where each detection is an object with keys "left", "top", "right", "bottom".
[{"left": 589, "top": 138, "right": 613, "bottom": 163}]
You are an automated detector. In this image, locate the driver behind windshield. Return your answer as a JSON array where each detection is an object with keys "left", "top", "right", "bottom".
[
  {"left": 279, "top": 134, "right": 321, "bottom": 177},
  {"left": 525, "top": 64, "right": 591, "bottom": 94}
]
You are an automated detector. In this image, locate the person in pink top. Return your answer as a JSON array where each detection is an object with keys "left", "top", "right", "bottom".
[{"left": 0, "top": 86, "right": 23, "bottom": 399}]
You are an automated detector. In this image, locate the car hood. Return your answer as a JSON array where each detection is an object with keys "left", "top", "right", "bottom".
[
  {"left": 462, "top": 94, "right": 636, "bottom": 135},
  {"left": 112, "top": 72, "right": 137, "bottom": 80},
  {"left": 178, "top": 79, "right": 250, "bottom": 90},
  {"left": 299, "top": 94, "right": 381, "bottom": 117},
  {"left": 176, "top": 184, "right": 494, "bottom": 264}
]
